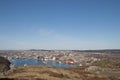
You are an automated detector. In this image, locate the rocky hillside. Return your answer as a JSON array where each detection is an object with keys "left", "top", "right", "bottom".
[{"left": 0, "top": 56, "right": 11, "bottom": 73}]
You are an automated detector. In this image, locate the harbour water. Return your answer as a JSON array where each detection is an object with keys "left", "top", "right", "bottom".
[{"left": 10, "top": 58, "right": 76, "bottom": 68}]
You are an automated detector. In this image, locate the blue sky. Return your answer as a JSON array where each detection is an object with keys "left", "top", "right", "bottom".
[{"left": 0, "top": 0, "right": 120, "bottom": 50}]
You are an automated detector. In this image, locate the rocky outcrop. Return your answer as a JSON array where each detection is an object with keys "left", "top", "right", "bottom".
[{"left": 0, "top": 56, "right": 11, "bottom": 73}]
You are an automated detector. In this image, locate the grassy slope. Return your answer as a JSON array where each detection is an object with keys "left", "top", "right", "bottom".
[
  {"left": 0, "top": 66, "right": 80, "bottom": 80},
  {"left": 0, "top": 66, "right": 119, "bottom": 80}
]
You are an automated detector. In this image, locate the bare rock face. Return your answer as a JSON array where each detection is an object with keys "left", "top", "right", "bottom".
[{"left": 0, "top": 56, "right": 11, "bottom": 73}]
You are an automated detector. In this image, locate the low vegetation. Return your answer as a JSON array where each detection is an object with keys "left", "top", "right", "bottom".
[{"left": 0, "top": 65, "right": 119, "bottom": 80}]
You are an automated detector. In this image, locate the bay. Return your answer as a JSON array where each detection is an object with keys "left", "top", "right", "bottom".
[{"left": 10, "top": 58, "right": 76, "bottom": 68}]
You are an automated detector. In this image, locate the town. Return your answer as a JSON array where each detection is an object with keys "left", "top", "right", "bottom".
[{"left": 0, "top": 49, "right": 119, "bottom": 67}]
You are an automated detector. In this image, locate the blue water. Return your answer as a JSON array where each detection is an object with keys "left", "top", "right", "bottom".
[{"left": 10, "top": 58, "right": 76, "bottom": 68}]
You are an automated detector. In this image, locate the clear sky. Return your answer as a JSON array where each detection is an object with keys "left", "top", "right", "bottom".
[{"left": 0, "top": 0, "right": 120, "bottom": 50}]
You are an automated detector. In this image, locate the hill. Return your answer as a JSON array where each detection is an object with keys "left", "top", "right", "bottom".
[{"left": 0, "top": 66, "right": 119, "bottom": 80}]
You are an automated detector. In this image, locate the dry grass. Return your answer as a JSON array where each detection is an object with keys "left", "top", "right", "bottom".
[
  {"left": 0, "top": 66, "right": 79, "bottom": 80},
  {"left": 0, "top": 66, "right": 119, "bottom": 80}
]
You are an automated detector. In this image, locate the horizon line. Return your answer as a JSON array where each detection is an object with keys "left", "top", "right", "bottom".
[{"left": 0, "top": 49, "right": 120, "bottom": 51}]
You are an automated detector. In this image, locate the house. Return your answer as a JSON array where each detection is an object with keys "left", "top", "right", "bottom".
[{"left": 65, "top": 59, "right": 74, "bottom": 64}]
